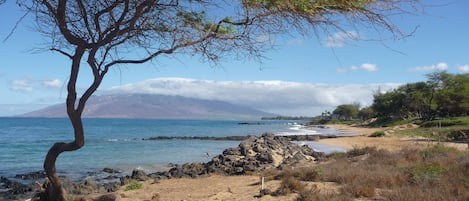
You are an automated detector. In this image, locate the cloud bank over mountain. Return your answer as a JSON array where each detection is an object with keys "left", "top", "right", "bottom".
[{"left": 106, "top": 78, "right": 401, "bottom": 116}]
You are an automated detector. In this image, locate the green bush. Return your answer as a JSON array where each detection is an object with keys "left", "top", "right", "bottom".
[
  {"left": 347, "top": 147, "right": 378, "bottom": 157},
  {"left": 409, "top": 164, "right": 446, "bottom": 182},
  {"left": 446, "top": 129, "right": 469, "bottom": 141},
  {"left": 420, "top": 117, "right": 469, "bottom": 128},
  {"left": 369, "top": 131, "right": 386, "bottom": 137},
  {"left": 124, "top": 181, "right": 143, "bottom": 191}
]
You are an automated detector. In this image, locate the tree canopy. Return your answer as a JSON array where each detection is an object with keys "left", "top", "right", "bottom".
[{"left": 370, "top": 71, "right": 469, "bottom": 121}]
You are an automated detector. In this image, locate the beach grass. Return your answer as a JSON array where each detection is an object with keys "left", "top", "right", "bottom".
[
  {"left": 262, "top": 144, "right": 469, "bottom": 200},
  {"left": 124, "top": 181, "right": 143, "bottom": 191}
]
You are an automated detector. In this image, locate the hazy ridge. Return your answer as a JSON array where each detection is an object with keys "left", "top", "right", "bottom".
[{"left": 19, "top": 94, "right": 275, "bottom": 119}]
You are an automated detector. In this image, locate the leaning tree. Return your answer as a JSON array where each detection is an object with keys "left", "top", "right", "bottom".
[{"left": 17, "top": 0, "right": 419, "bottom": 200}]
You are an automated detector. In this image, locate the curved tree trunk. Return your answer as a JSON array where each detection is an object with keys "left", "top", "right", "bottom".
[
  {"left": 42, "top": 116, "right": 85, "bottom": 201},
  {"left": 40, "top": 46, "right": 101, "bottom": 201}
]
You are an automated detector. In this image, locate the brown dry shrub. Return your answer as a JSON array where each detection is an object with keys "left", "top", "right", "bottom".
[
  {"left": 321, "top": 158, "right": 354, "bottom": 184},
  {"left": 296, "top": 188, "right": 352, "bottom": 201},
  {"left": 341, "top": 183, "right": 375, "bottom": 198},
  {"left": 384, "top": 185, "right": 453, "bottom": 201},
  {"left": 275, "top": 176, "right": 305, "bottom": 195},
  {"left": 261, "top": 168, "right": 280, "bottom": 182},
  {"left": 296, "top": 167, "right": 323, "bottom": 182}
]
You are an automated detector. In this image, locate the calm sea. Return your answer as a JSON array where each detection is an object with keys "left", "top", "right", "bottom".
[{"left": 0, "top": 117, "right": 346, "bottom": 179}]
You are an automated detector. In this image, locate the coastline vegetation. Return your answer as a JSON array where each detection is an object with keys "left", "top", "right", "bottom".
[
  {"left": 307, "top": 71, "right": 468, "bottom": 142},
  {"left": 262, "top": 144, "right": 469, "bottom": 200}
]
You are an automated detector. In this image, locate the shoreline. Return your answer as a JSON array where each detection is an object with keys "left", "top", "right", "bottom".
[{"left": 318, "top": 124, "right": 467, "bottom": 151}]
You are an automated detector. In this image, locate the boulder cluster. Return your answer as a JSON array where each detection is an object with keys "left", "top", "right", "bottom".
[{"left": 167, "top": 133, "right": 324, "bottom": 178}]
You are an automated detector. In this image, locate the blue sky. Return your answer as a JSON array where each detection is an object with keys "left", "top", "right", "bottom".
[{"left": 0, "top": 1, "right": 468, "bottom": 116}]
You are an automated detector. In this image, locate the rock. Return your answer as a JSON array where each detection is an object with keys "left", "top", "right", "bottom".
[
  {"left": 92, "top": 193, "right": 121, "bottom": 201},
  {"left": 0, "top": 176, "right": 34, "bottom": 200},
  {"left": 14, "top": 171, "right": 46, "bottom": 180},
  {"left": 102, "top": 168, "right": 120, "bottom": 174},
  {"left": 204, "top": 132, "right": 319, "bottom": 175},
  {"left": 147, "top": 171, "right": 170, "bottom": 180},
  {"left": 223, "top": 147, "right": 241, "bottom": 155},
  {"left": 131, "top": 169, "right": 148, "bottom": 181},
  {"left": 120, "top": 176, "right": 132, "bottom": 186},
  {"left": 168, "top": 163, "right": 206, "bottom": 178}
]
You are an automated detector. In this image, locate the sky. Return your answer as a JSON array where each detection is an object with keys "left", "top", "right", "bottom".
[{"left": 0, "top": 1, "right": 468, "bottom": 117}]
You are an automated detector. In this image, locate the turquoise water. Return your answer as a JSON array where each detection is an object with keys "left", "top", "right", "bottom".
[{"left": 0, "top": 117, "right": 346, "bottom": 178}]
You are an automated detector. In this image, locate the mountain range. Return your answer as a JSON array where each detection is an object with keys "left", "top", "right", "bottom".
[{"left": 19, "top": 94, "right": 275, "bottom": 119}]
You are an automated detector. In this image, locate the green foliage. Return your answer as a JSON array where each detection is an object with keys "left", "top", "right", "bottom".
[
  {"left": 244, "top": 0, "right": 374, "bottom": 14},
  {"left": 124, "top": 181, "right": 143, "bottom": 191},
  {"left": 420, "top": 117, "right": 469, "bottom": 127},
  {"left": 370, "top": 71, "right": 469, "bottom": 121},
  {"left": 358, "top": 106, "right": 375, "bottom": 120},
  {"left": 419, "top": 143, "right": 461, "bottom": 159},
  {"left": 369, "top": 131, "right": 385, "bottom": 137},
  {"left": 347, "top": 146, "right": 378, "bottom": 157},
  {"left": 409, "top": 164, "right": 446, "bottom": 182},
  {"left": 333, "top": 103, "right": 360, "bottom": 120},
  {"left": 446, "top": 128, "right": 469, "bottom": 141}
]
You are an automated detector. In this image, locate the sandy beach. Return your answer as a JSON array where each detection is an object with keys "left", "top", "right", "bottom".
[
  {"left": 79, "top": 124, "right": 468, "bottom": 201},
  {"left": 320, "top": 124, "right": 467, "bottom": 151}
]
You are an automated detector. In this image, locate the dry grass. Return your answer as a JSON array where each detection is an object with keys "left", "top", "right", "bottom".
[{"left": 262, "top": 144, "right": 469, "bottom": 200}]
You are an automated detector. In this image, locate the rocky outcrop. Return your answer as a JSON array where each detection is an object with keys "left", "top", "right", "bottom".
[{"left": 168, "top": 133, "right": 324, "bottom": 178}]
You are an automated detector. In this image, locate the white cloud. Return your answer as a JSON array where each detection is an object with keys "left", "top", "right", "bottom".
[
  {"left": 42, "top": 79, "right": 62, "bottom": 88},
  {"left": 10, "top": 79, "right": 33, "bottom": 92},
  {"left": 410, "top": 62, "right": 448, "bottom": 72},
  {"left": 106, "top": 77, "right": 401, "bottom": 116},
  {"left": 323, "top": 31, "right": 360, "bottom": 48},
  {"left": 360, "top": 63, "right": 378, "bottom": 72},
  {"left": 457, "top": 65, "right": 469, "bottom": 73},
  {"left": 337, "top": 63, "right": 378, "bottom": 73},
  {"left": 10, "top": 77, "right": 63, "bottom": 92}
]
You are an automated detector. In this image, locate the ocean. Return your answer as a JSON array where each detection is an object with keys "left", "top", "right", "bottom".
[{"left": 0, "top": 117, "right": 347, "bottom": 179}]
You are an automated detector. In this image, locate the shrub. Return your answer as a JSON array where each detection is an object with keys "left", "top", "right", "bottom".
[
  {"left": 420, "top": 143, "right": 461, "bottom": 160},
  {"left": 369, "top": 131, "right": 385, "bottom": 137},
  {"left": 420, "top": 117, "right": 469, "bottom": 127},
  {"left": 297, "top": 188, "right": 352, "bottom": 201},
  {"left": 124, "top": 181, "right": 143, "bottom": 191},
  {"left": 347, "top": 146, "right": 378, "bottom": 157},
  {"left": 408, "top": 164, "right": 446, "bottom": 183},
  {"left": 341, "top": 183, "right": 375, "bottom": 198},
  {"left": 298, "top": 167, "right": 323, "bottom": 181},
  {"left": 275, "top": 176, "right": 305, "bottom": 195}
]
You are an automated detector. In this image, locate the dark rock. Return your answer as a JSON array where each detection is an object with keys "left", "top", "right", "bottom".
[
  {"left": 148, "top": 171, "right": 170, "bottom": 180},
  {"left": 119, "top": 176, "right": 132, "bottom": 186},
  {"left": 102, "top": 168, "right": 120, "bottom": 174},
  {"left": 14, "top": 171, "right": 46, "bottom": 180},
  {"left": 223, "top": 147, "right": 241, "bottom": 155},
  {"left": 203, "top": 132, "right": 320, "bottom": 175},
  {"left": 168, "top": 163, "right": 206, "bottom": 178},
  {"left": 130, "top": 169, "right": 148, "bottom": 181},
  {"left": 0, "top": 176, "right": 34, "bottom": 200},
  {"left": 89, "top": 193, "right": 122, "bottom": 201}
]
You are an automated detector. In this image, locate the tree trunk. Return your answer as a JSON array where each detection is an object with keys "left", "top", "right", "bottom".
[
  {"left": 42, "top": 115, "right": 85, "bottom": 201},
  {"left": 39, "top": 46, "right": 89, "bottom": 201}
]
